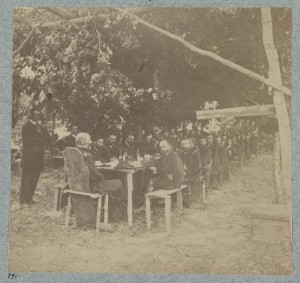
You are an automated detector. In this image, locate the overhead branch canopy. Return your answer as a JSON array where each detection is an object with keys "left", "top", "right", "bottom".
[{"left": 114, "top": 8, "right": 291, "bottom": 97}]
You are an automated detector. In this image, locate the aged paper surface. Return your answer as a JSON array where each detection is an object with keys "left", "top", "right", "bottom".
[{"left": 1, "top": 2, "right": 299, "bottom": 283}]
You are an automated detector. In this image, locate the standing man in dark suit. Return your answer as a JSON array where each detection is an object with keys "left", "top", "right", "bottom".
[{"left": 19, "top": 109, "right": 52, "bottom": 207}]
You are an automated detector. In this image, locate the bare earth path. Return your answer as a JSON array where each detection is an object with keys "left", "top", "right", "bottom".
[{"left": 8, "top": 155, "right": 292, "bottom": 275}]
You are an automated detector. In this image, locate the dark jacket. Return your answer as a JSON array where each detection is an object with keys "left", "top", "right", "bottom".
[
  {"left": 106, "top": 143, "right": 120, "bottom": 159},
  {"left": 154, "top": 150, "right": 184, "bottom": 188},
  {"left": 140, "top": 140, "right": 156, "bottom": 156},
  {"left": 120, "top": 141, "right": 138, "bottom": 157},
  {"left": 179, "top": 147, "right": 202, "bottom": 184},
  {"left": 210, "top": 143, "right": 220, "bottom": 175},
  {"left": 199, "top": 145, "right": 212, "bottom": 171},
  {"left": 57, "top": 134, "right": 76, "bottom": 151},
  {"left": 91, "top": 145, "right": 111, "bottom": 162},
  {"left": 219, "top": 145, "right": 228, "bottom": 171},
  {"left": 21, "top": 121, "right": 51, "bottom": 170}
]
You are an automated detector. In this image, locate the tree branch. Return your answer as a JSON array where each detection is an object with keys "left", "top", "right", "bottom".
[
  {"left": 115, "top": 8, "right": 291, "bottom": 96},
  {"left": 13, "top": 23, "right": 42, "bottom": 56},
  {"left": 41, "top": 7, "right": 72, "bottom": 20}
]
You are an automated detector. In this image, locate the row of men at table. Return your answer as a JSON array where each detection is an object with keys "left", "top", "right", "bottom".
[
  {"left": 17, "top": 110, "right": 257, "bottom": 208},
  {"left": 60, "top": 125, "right": 258, "bottom": 206}
]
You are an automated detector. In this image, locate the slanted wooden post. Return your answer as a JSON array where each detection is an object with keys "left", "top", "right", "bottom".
[{"left": 261, "top": 8, "right": 292, "bottom": 230}]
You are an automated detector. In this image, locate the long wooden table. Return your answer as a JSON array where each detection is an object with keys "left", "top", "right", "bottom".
[{"left": 96, "top": 165, "right": 146, "bottom": 226}]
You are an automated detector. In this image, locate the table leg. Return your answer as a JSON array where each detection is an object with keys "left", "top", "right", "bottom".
[
  {"left": 146, "top": 196, "right": 151, "bottom": 229},
  {"left": 165, "top": 196, "right": 171, "bottom": 233},
  {"left": 127, "top": 172, "right": 133, "bottom": 226},
  {"left": 104, "top": 194, "right": 109, "bottom": 224},
  {"left": 65, "top": 195, "right": 71, "bottom": 227},
  {"left": 176, "top": 190, "right": 183, "bottom": 211},
  {"left": 53, "top": 187, "right": 60, "bottom": 211}
]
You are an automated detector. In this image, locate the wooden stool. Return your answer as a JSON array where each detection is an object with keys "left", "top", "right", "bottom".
[
  {"left": 145, "top": 185, "right": 187, "bottom": 233},
  {"left": 64, "top": 190, "right": 109, "bottom": 235}
]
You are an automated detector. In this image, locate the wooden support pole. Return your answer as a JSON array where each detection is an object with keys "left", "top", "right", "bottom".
[
  {"left": 261, "top": 8, "right": 292, "bottom": 233},
  {"left": 196, "top": 104, "right": 276, "bottom": 120}
]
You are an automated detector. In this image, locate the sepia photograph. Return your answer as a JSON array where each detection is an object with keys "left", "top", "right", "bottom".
[{"left": 9, "top": 7, "right": 292, "bottom": 275}]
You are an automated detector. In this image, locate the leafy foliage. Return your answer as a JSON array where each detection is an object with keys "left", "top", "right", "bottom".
[{"left": 12, "top": 7, "right": 291, "bottom": 140}]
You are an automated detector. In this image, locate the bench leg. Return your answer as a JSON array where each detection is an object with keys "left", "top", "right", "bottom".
[
  {"left": 146, "top": 196, "right": 151, "bottom": 230},
  {"left": 96, "top": 196, "right": 103, "bottom": 235},
  {"left": 176, "top": 190, "right": 183, "bottom": 211},
  {"left": 65, "top": 195, "right": 71, "bottom": 227},
  {"left": 165, "top": 196, "right": 171, "bottom": 233},
  {"left": 202, "top": 181, "right": 206, "bottom": 204},
  {"left": 104, "top": 194, "right": 109, "bottom": 224},
  {"left": 53, "top": 188, "right": 61, "bottom": 211}
]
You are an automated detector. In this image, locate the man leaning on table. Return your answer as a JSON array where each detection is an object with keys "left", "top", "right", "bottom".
[{"left": 146, "top": 140, "right": 184, "bottom": 192}]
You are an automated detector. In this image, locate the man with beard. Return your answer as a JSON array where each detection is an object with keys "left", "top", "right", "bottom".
[
  {"left": 91, "top": 137, "right": 111, "bottom": 162},
  {"left": 120, "top": 133, "right": 138, "bottom": 159},
  {"left": 179, "top": 138, "right": 202, "bottom": 203},
  {"left": 106, "top": 134, "right": 120, "bottom": 159},
  {"left": 140, "top": 133, "right": 156, "bottom": 157},
  {"left": 146, "top": 140, "right": 184, "bottom": 192}
]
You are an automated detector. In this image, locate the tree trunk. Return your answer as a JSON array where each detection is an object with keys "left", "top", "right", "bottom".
[
  {"left": 261, "top": 8, "right": 292, "bottom": 232},
  {"left": 273, "top": 132, "right": 284, "bottom": 204}
]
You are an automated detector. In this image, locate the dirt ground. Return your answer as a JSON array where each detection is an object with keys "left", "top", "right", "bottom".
[{"left": 8, "top": 155, "right": 292, "bottom": 275}]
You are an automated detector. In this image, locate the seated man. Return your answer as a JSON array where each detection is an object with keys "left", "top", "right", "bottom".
[
  {"left": 198, "top": 136, "right": 212, "bottom": 176},
  {"left": 147, "top": 140, "right": 184, "bottom": 192},
  {"left": 75, "top": 133, "right": 124, "bottom": 197},
  {"left": 105, "top": 134, "right": 120, "bottom": 160},
  {"left": 140, "top": 133, "right": 156, "bottom": 157},
  {"left": 179, "top": 138, "right": 202, "bottom": 203},
  {"left": 91, "top": 137, "right": 111, "bottom": 163},
  {"left": 120, "top": 133, "right": 138, "bottom": 159}
]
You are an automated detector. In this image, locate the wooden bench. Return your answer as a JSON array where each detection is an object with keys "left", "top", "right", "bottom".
[
  {"left": 63, "top": 190, "right": 109, "bottom": 235},
  {"left": 249, "top": 203, "right": 290, "bottom": 244},
  {"left": 145, "top": 184, "right": 187, "bottom": 233}
]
